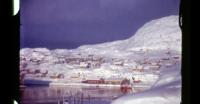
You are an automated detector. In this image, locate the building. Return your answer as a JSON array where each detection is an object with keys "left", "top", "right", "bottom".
[
  {"left": 82, "top": 79, "right": 104, "bottom": 84},
  {"left": 82, "top": 78, "right": 124, "bottom": 85},
  {"left": 132, "top": 65, "right": 144, "bottom": 72},
  {"left": 80, "top": 62, "right": 88, "bottom": 68},
  {"left": 105, "top": 79, "right": 122, "bottom": 85},
  {"left": 113, "top": 61, "right": 124, "bottom": 66},
  {"left": 149, "top": 65, "right": 161, "bottom": 70}
]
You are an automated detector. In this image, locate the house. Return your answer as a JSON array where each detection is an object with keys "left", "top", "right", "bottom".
[
  {"left": 35, "top": 73, "right": 42, "bottom": 77},
  {"left": 173, "top": 56, "right": 180, "bottom": 59},
  {"left": 143, "top": 58, "right": 150, "bottom": 64},
  {"left": 105, "top": 79, "right": 122, "bottom": 85},
  {"left": 41, "top": 73, "right": 47, "bottom": 77},
  {"left": 80, "top": 62, "right": 88, "bottom": 68},
  {"left": 82, "top": 78, "right": 123, "bottom": 85},
  {"left": 104, "top": 78, "right": 124, "bottom": 85},
  {"left": 34, "top": 69, "right": 41, "bottom": 74},
  {"left": 40, "top": 70, "right": 48, "bottom": 77},
  {"left": 50, "top": 75, "right": 57, "bottom": 79},
  {"left": 57, "top": 73, "right": 65, "bottom": 79},
  {"left": 113, "top": 61, "right": 124, "bottom": 66},
  {"left": 70, "top": 73, "right": 80, "bottom": 79},
  {"left": 132, "top": 77, "right": 142, "bottom": 83},
  {"left": 165, "top": 63, "right": 173, "bottom": 67},
  {"left": 133, "top": 80, "right": 142, "bottom": 83},
  {"left": 150, "top": 62, "right": 159, "bottom": 66},
  {"left": 132, "top": 65, "right": 144, "bottom": 72},
  {"left": 50, "top": 73, "right": 59, "bottom": 79},
  {"left": 66, "top": 57, "right": 80, "bottom": 65},
  {"left": 82, "top": 78, "right": 104, "bottom": 84},
  {"left": 80, "top": 61, "right": 101, "bottom": 69},
  {"left": 165, "top": 51, "right": 171, "bottom": 55},
  {"left": 161, "top": 57, "right": 170, "bottom": 60},
  {"left": 27, "top": 69, "right": 35, "bottom": 74},
  {"left": 90, "top": 61, "right": 101, "bottom": 68},
  {"left": 149, "top": 65, "right": 161, "bottom": 70}
]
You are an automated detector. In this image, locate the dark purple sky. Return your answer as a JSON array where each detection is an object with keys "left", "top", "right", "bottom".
[{"left": 20, "top": 0, "right": 180, "bottom": 49}]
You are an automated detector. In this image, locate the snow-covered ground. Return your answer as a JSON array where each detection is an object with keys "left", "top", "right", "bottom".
[
  {"left": 112, "top": 63, "right": 181, "bottom": 104},
  {"left": 20, "top": 15, "right": 181, "bottom": 104},
  {"left": 111, "top": 15, "right": 181, "bottom": 104}
]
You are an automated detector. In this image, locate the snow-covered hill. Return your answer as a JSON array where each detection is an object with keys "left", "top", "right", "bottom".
[
  {"left": 77, "top": 15, "right": 181, "bottom": 57},
  {"left": 126, "top": 15, "right": 181, "bottom": 52},
  {"left": 20, "top": 15, "right": 181, "bottom": 58}
]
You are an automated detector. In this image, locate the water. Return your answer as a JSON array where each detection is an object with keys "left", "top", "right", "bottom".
[{"left": 20, "top": 85, "right": 138, "bottom": 104}]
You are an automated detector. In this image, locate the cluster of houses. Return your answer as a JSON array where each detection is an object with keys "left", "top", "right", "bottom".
[
  {"left": 20, "top": 55, "right": 45, "bottom": 66},
  {"left": 80, "top": 77, "right": 142, "bottom": 93},
  {"left": 81, "top": 78, "right": 123, "bottom": 85},
  {"left": 19, "top": 50, "right": 181, "bottom": 87},
  {"left": 130, "top": 54, "right": 180, "bottom": 72},
  {"left": 19, "top": 67, "right": 66, "bottom": 84},
  {"left": 53, "top": 54, "right": 106, "bottom": 69},
  {"left": 81, "top": 78, "right": 132, "bottom": 89}
]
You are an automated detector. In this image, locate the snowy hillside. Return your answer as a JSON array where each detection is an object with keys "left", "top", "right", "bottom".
[
  {"left": 126, "top": 15, "right": 181, "bottom": 52},
  {"left": 77, "top": 15, "right": 181, "bottom": 57}
]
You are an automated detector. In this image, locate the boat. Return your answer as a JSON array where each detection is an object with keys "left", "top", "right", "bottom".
[{"left": 23, "top": 79, "right": 52, "bottom": 86}]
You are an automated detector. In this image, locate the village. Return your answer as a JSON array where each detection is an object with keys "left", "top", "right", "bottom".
[{"left": 19, "top": 48, "right": 181, "bottom": 91}]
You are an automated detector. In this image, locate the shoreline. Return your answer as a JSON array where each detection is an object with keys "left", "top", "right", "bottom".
[{"left": 49, "top": 82, "right": 122, "bottom": 88}]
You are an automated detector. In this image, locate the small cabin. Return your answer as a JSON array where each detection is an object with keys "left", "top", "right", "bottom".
[
  {"left": 41, "top": 70, "right": 48, "bottom": 74},
  {"left": 50, "top": 75, "right": 57, "bottom": 79},
  {"left": 70, "top": 73, "right": 80, "bottom": 79},
  {"left": 27, "top": 69, "right": 35, "bottom": 74},
  {"left": 132, "top": 65, "right": 144, "bottom": 72},
  {"left": 132, "top": 77, "right": 142, "bottom": 83},
  {"left": 113, "top": 61, "right": 124, "bottom": 66},
  {"left": 173, "top": 56, "right": 180, "bottom": 59},
  {"left": 150, "top": 62, "right": 159, "bottom": 66},
  {"left": 35, "top": 73, "right": 42, "bottom": 77},
  {"left": 57, "top": 73, "right": 65, "bottom": 79},
  {"left": 149, "top": 65, "right": 161, "bottom": 70},
  {"left": 161, "top": 57, "right": 170, "bottom": 60},
  {"left": 165, "top": 63, "right": 173, "bottom": 67},
  {"left": 34, "top": 69, "right": 41, "bottom": 74},
  {"left": 80, "top": 62, "right": 88, "bottom": 68}
]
